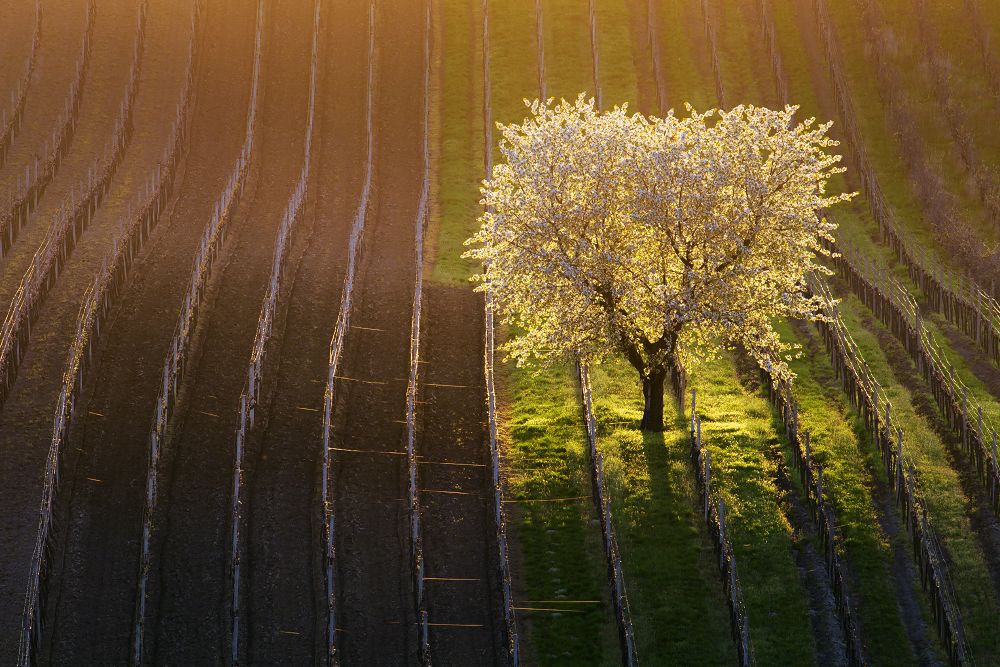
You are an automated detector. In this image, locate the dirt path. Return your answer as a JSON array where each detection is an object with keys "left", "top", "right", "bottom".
[
  {"left": 38, "top": 1, "right": 256, "bottom": 661},
  {"left": 0, "top": 0, "right": 192, "bottom": 659},
  {"left": 143, "top": 1, "right": 313, "bottom": 662},
  {"left": 242, "top": 0, "right": 367, "bottom": 661},
  {"left": 417, "top": 285, "right": 505, "bottom": 663},
  {"left": 0, "top": 0, "right": 84, "bottom": 190},
  {"left": 324, "top": 0, "right": 425, "bottom": 661}
]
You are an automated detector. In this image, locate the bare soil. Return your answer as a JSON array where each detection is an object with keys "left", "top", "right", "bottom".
[
  {"left": 39, "top": 1, "right": 255, "bottom": 661},
  {"left": 417, "top": 284, "right": 505, "bottom": 664},
  {"left": 243, "top": 0, "right": 367, "bottom": 662},
  {"left": 0, "top": 0, "right": 192, "bottom": 659},
  {"left": 143, "top": 1, "right": 315, "bottom": 663},
  {"left": 0, "top": 0, "right": 86, "bottom": 196},
  {"left": 322, "top": 0, "right": 427, "bottom": 661}
]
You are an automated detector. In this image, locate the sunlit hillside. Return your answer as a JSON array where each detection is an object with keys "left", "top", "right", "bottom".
[{"left": 0, "top": 0, "right": 997, "bottom": 665}]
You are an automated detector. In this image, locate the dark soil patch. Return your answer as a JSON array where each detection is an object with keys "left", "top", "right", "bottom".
[
  {"left": 416, "top": 284, "right": 505, "bottom": 664},
  {"left": 40, "top": 2, "right": 256, "bottom": 661},
  {"left": 242, "top": 0, "right": 367, "bottom": 663},
  {"left": 324, "top": 1, "right": 427, "bottom": 662},
  {"left": 145, "top": 2, "right": 315, "bottom": 663}
]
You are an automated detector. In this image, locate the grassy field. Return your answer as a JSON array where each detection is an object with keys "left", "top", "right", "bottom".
[{"left": 428, "top": 0, "right": 1000, "bottom": 663}]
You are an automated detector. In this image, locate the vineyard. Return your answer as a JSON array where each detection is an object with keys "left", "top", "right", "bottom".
[{"left": 0, "top": 0, "right": 998, "bottom": 665}]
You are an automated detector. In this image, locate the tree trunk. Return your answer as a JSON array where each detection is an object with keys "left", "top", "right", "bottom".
[{"left": 640, "top": 369, "right": 666, "bottom": 432}]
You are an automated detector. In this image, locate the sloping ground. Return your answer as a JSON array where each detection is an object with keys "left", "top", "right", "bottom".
[
  {"left": 417, "top": 285, "right": 505, "bottom": 663},
  {"left": 38, "top": 1, "right": 255, "bottom": 661},
  {"left": 0, "top": 0, "right": 191, "bottom": 658},
  {"left": 0, "top": 2, "right": 34, "bottom": 99},
  {"left": 0, "top": 0, "right": 137, "bottom": 317},
  {"left": 143, "top": 1, "right": 314, "bottom": 661},
  {"left": 242, "top": 0, "right": 366, "bottom": 661},
  {"left": 323, "top": 0, "right": 424, "bottom": 661},
  {"left": 0, "top": 0, "right": 999, "bottom": 663},
  {"left": 0, "top": 0, "right": 84, "bottom": 192}
]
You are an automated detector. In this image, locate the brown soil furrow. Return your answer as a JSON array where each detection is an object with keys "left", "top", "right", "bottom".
[
  {"left": 143, "top": 1, "right": 314, "bottom": 662},
  {"left": 418, "top": 285, "right": 505, "bottom": 664},
  {"left": 0, "top": 0, "right": 194, "bottom": 658},
  {"left": 241, "top": 0, "right": 368, "bottom": 662},
  {"left": 38, "top": 0, "right": 257, "bottom": 661},
  {"left": 324, "top": 0, "right": 426, "bottom": 661},
  {"left": 0, "top": 0, "right": 160, "bottom": 660}
]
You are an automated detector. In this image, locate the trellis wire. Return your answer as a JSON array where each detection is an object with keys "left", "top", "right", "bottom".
[
  {"left": 18, "top": 3, "right": 198, "bottom": 663},
  {"left": 227, "top": 1, "right": 320, "bottom": 664},
  {"left": 482, "top": 0, "right": 520, "bottom": 662},
  {"left": 318, "top": 4, "right": 375, "bottom": 663},
  {"left": 131, "top": 0, "right": 264, "bottom": 662},
  {"left": 812, "top": 0, "right": 1000, "bottom": 366},
  {"left": 830, "top": 238, "right": 1000, "bottom": 520},
  {"left": 0, "top": 0, "right": 42, "bottom": 168},
  {"left": 577, "top": 364, "right": 637, "bottom": 666},
  {"left": 756, "top": 361, "right": 866, "bottom": 665},
  {"left": 0, "top": 0, "right": 95, "bottom": 260},
  {"left": 689, "top": 391, "right": 754, "bottom": 666},
  {"left": 807, "top": 275, "right": 971, "bottom": 664}
]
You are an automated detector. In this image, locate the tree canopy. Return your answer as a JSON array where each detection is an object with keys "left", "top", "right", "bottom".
[{"left": 465, "top": 96, "right": 853, "bottom": 429}]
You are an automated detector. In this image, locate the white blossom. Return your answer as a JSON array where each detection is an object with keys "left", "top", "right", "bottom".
[{"left": 464, "top": 96, "right": 853, "bottom": 391}]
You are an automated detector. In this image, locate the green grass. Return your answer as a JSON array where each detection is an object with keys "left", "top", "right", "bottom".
[
  {"left": 827, "top": 2, "right": 997, "bottom": 252},
  {"left": 712, "top": 0, "right": 779, "bottom": 108},
  {"left": 921, "top": 0, "right": 1000, "bottom": 175},
  {"left": 875, "top": 0, "right": 995, "bottom": 234},
  {"left": 500, "top": 360, "right": 620, "bottom": 665},
  {"left": 680, "top": 354, "right": 817, "bottom": 665},
  {"left": 587, "top": 360, "right": 736, "bottom": 664},
  {"left": 593, "top": 0, "right": 640, "bottom": 111},
  {"left": 429, "top": 1, "right": 1000, "bottom": 663},
  {"left": 540, "top": 0, "right": 594, "bottom": 104},
  {"left": 657, "top": 1, "right": 715, "bottom": 112},
  {"left": 430, "top": 0, "right": 485, "bottom": 284},
  {"left": 834, "top": 292, "right": 1000, "bottom": 663},
  {"left": 774, "top": 319, "right": 936, "bottom": 665}
]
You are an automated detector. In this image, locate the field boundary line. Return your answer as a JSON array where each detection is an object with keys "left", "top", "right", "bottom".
[
  {"left": 689, "top": 394, "right": 756, "bottom": 666},
  {"left": 577, "top": 364, "right": 638, "bottom": 665},
  {"left": 481, "top": 0, "right": 520, "bottom": 662},
  {"left": 404, "top": 1, "right": 433, "bottom": 662}
]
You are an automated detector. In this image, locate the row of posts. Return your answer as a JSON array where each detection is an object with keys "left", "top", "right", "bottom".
[{"left": 21, "top": 3, "right": 193, "bottom": 660}]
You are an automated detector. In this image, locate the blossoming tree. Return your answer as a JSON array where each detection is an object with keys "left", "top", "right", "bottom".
[{"left": 465, "top": 97, "right": 853, "bottom": 431}]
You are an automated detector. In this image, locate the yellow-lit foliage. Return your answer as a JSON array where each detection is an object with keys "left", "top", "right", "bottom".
[{"left": 466, "top": 96, "right": 853, "bottom": 391}]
